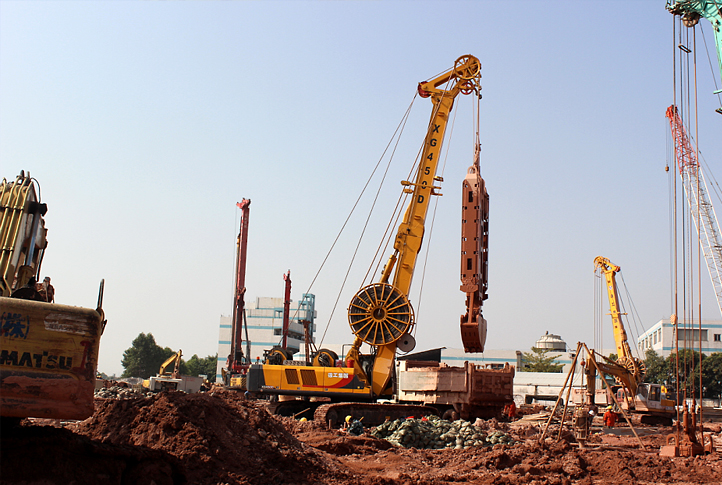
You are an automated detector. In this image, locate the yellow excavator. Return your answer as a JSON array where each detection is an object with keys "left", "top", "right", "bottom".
[
  {"left": 583, "top": 257, "right": 675, "bottom": 425},
  {"left": 247, "top": 55, "right": 491, "bottom": 424},
  {"left": 145, "top": 350, "right": 183, "bottom": 392},
  {"left": 1, "top": 171, "right": 106, "bottom": 421}
]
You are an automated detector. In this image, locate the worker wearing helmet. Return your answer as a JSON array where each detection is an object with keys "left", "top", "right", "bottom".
[
  {"left": 603, "top": 406, "right": 618, "bottom": 428},
  {"left": 344, "top": 415, "right": 363, "bottom": 436}
]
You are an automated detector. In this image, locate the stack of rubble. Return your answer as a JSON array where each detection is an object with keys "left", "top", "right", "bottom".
[
  {"left": 371, "top": 415, "right": 515, "bottom": 450},
  {"left": 94, "top": 385, "right": 147, "bottom": 399}
]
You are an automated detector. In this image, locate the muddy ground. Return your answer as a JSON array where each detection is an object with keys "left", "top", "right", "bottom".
[{"left": 2, "top": 390, "right": 721, "bottom": 485}]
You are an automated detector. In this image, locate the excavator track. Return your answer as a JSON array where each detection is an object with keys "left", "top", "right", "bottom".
[{"left": 314, "top": 402, "right": 439, "bottom": 428}]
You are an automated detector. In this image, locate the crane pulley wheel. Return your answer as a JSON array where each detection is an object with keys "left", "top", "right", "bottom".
[
  {"left": 453, "top": 55, "right": 481, "bottom": 81},
  {"left": 459, "top": 81, "right": 475, "bottom": 95},
  {"left": 348, "top": 283, "right": 414, "bottom": 346}
]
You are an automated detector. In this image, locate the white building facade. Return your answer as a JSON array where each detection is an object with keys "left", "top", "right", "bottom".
[
  {"left": 216, "top": 293, "right": 316, "bottom": 380},
  {"left": 637, "top": 319, "right": 722, "bottom": 357}
]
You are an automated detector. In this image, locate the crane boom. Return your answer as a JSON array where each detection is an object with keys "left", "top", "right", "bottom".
[
  {"left": 282, "top": 270, "right": 291, "bottom": 349},
  {"left": 593, "top": 256, "right": 645, "bottom": 390},
  {"left": 229, "top": 199, "right": 251, "bottom": 373},
  {"left": 347, "top": 55, "right": 483, "bottom": 397},
  {"left": 666, "top": 105, "right": 722, "bottom": 317}
]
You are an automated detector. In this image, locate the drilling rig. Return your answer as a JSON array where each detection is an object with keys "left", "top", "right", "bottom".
[{"left": 247, "top": 55, "right": 513, "bottom": 425}]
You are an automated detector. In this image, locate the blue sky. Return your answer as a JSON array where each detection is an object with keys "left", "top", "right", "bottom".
[{"left": 2, "top": 1, "right": 721, "bottom": 376}]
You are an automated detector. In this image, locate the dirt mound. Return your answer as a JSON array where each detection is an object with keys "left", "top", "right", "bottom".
[
  {"left": 1, "top": 422, "right": 184, "bottom": 485},
  {"left": 73, "top": 390, "right": 340, "bottom": 485},
  {"left": 3, "top": 392, "right": 721, "bottom": 485}
]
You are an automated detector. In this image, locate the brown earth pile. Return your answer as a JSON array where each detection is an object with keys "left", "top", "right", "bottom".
[
  {"left": 1, "top": 423, "right": 185, "bottom": 485},
  {"left": 73, "top": 390, "right": 344, "bottom": 485},
  {"left": 2, "top": 390, "right": 721, "bottom": 485}
]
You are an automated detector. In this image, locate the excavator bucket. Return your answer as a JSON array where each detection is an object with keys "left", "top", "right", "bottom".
[{"left": 461, "top": 313, "right": 487, "bottom": 353}]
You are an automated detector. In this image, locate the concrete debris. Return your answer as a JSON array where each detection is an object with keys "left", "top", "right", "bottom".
[
  {"left": 94, "top": 385, "right": 148, "bottom": 399},
  {"left": 372, "top": 415, "right": 515, "bottom": 449}
]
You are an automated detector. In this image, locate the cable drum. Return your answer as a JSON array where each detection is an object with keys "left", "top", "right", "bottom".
[
  {"left": 619, "top": 356, "right": 646, "bottom": 380},
  {"left": 348, "top": 283, "right": 414, "bottom": 346}
]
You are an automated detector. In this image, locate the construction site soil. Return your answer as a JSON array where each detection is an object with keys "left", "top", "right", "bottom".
[{"left": 2, "top": 389, "right": 721, "bottom": 485}]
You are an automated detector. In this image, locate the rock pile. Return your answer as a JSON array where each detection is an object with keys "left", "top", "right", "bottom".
[
  {"left": 371, "top": 415, "right": 515, "bottom": 450},
  {"left": 94, "top": 385, "right": 148, "bottom": 399}
]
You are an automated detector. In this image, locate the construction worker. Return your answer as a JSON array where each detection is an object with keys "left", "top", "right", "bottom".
[
  {"left": 504, "top": 401, "right": 517, "bottom": 421},
  {"left": 603, "top": 406, "right": 618, "bottom": 428},
  {"left": 43, "top": 277, "right": 55, "bottom": 303}
]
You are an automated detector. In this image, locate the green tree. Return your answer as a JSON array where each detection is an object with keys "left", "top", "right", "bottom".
[
  {"left": 121, "top": 333, "right": 169, "bottom": 378},
  {"left": 521, "top": 347, "right": 564, "bottom": 373},
  {"left": 701, "top": 353, "right": 722, "bottom": 399},
  {"left": 643, "top": 349, "right": 668, "bottom": 385},
  {"left": 186, "top": 354, "right": 218, "bottom": 382},
  {"left": 670, "top": 348, "right": 703, "bottom": 396}
]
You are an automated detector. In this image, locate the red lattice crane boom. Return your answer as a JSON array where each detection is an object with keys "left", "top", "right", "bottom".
[{"left": 666, "top": 105, "right": 722, "bottom": 317}]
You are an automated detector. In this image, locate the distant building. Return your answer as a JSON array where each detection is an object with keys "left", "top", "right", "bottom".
[
  {"left": 637, "top": 318, "right": 722, "bottom": 358},
  {"left": 534, "top": 331, "right": 567, "bottom": 352},
  {"left": 216, "top": 293, "right": 316, "bottom": 381}
]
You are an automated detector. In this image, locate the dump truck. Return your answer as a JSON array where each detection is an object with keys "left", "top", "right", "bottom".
[
  {"left": 396, "top": 360, "right": 514, "bottom": 421},
  {"left": 1, "top": 171, "right": 106, "bottom": 421}
]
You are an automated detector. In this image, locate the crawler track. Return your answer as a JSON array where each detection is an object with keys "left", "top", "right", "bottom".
[{"left": 314, "top": 402, "right": 439, "bottom": 428}]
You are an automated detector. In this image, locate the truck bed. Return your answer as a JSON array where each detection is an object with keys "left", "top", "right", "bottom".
[{"left": 396, "top": 360, "right": 514, "bottom": 418}]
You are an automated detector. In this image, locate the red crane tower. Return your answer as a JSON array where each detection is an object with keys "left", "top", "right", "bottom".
[
  {"left": 228, "top": 199, "right": 251, "bottom": 376},
  {"left": 282, "top": 270, "right": 291, "bottom": 349},
  {"left": 666, "top": 105, "right": 722, "bottom": 318}
]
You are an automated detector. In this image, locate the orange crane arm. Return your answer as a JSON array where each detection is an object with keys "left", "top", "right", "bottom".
[
  {"left": 346, "top": 55, "right": 483, "bottom": 397},
  {"left": 594, "top": 256, "right": 645, "bottom": 393}
]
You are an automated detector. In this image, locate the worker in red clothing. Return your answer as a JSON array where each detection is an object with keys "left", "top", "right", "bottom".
[
  {"left": 504, "top": 401, "right": 517, "bottom": 421},
  {"left": 603, "top": 406, "right": 618, "bottom": 428}
]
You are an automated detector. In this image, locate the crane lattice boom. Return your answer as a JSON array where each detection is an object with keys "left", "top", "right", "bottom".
[{"left": 666, "top": 105, "right": 722, "bottom": 317}]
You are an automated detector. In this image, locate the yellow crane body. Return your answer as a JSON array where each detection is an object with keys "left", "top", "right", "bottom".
[{"left": 247, "top": 56, "right": 492, "bottom": 421}]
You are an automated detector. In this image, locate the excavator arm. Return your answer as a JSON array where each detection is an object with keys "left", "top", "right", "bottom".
[
  {"left": 159, "top": 350, "right": 182, "bottom": 378},
  {"left": 347, "top": 55, "right": 483, "bottom": 397}
]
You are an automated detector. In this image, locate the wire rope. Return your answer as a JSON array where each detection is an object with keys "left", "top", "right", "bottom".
[
  {"left": 617, "top": 272, "right": 646, "bottom": 362},
  {"left": 698, "top": 23, "right": 722, "bottom": 110},
  {"left": 305, "top": 96, "right": 417, "bottom": 346}
]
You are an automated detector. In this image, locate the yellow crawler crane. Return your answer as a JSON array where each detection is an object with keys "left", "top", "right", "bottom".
[
  {"left": 247, "top": 55, "right": 492, "bottom": 425},
  {"left": 584, "top": 257, "right": 675, "bottom": 425}
]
